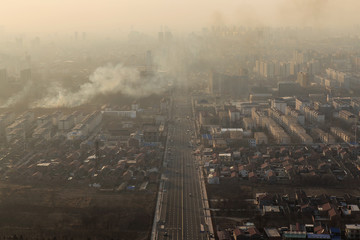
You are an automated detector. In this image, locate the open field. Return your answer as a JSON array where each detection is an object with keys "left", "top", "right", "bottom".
[{"left": 0, "top": 183, "right": 156, "bottom": 240}]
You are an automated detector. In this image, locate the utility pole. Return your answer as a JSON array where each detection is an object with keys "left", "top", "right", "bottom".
[
  {"left": 95, "top": 140, "right": 100, "bottom": 171},
  {"left": 355, "top": 117, "right": 358, "bottom": 146},
  {"left": 23, "top": 123, "right": 26, "bottom": 152}
]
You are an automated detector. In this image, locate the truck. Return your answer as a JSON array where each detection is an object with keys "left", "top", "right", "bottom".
[{"left": 200, "top": 224, "right": 205, "bottom": 233}]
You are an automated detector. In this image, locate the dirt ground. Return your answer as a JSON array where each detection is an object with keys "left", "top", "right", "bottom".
[
  {"left": 0, "top": 183, "right": 156, "bottom": 240},
  {"left": 207, "top": 182, "right": 360, "bottom": 200}
]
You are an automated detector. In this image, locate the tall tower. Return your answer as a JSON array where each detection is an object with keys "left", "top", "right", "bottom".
[
  {"left": 146, "top": 50, "right": 153, "bottom": 67},
  {"left": 20, "top": 68, "right": 31, "bottom": 83},
  {"left": 158, "top": 31, "right": 164, "bottom": 42},
  {"left": 95, "top": 140, "right": 100, "bottom": 171}
]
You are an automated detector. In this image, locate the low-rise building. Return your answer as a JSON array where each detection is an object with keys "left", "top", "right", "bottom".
[
  {"left": 264, "top": 228, "right": 281, "bottom": 240},
  {"left": 243, "top": 117, "right": 256, "bottom": 130},
  {"left": 311, "top": 128, "right": 336, "bottom": 144},
  {"left": 304, "top": 106, "right": 325, "bottom": 124},
  {"left": 330, "top": 127, "right": 354, "bottom": 143},
  {"left": 345, "top": 224, "right": 360, "bottom": 240},
  {"left": 102, "top": 110, "right": 136, "bottom": 118},
  {"left": 208, "top": 172, "right": 220, "bottom": 184},
  {"left": 58, "top": 114, "right": 75, "bottom": 131},
  {"left": 254, "top": 132, "right": 268, "bottom": 145},
  {"left": 339, "top": 110, "right": 357, "bottom": 124},
  {"left": 296, "top": 97, "right": 311, "bottom": 113}
]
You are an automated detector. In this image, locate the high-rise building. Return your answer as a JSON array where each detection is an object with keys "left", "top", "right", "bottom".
[
  {"left": 293, "top": 50, "right": 308, "bottom": 64},
  {"left": 290, "top": 61, "right": 304, "bottom": 76},
  {"left": 307, "top": 60, "right": 320, "bottom": 75},
  {"left": 264, "top": 62, "right": 275, "bottom": 78},
  {"left": 297, "top": 72, "right": 309, "bottom": 87},
  {"left": 146, "top": 50, "right": 153, "bottom": 67},
  {"left": 158, "top": 31, "right": 164, "bottom": 42},
  {"left": 0, "top": 69, "right": 7, "bottom": 83},
  {"left": 20, "top": 68, "right": 31, "bottom": 82},
  {"left": 278, "top": 62, "right": 290, "bottom": 77},
  {"left": 164, "top": 31, "right": 173, "bottom": 41}
]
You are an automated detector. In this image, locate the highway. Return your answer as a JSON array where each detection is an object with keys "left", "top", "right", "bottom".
[{"left": 157, "top": 95, "right": 208, "bottom": 240}]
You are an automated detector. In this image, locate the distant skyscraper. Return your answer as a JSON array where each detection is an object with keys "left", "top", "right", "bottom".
[
  {"left": 165, "top": 31, "right": 173, "bottom": 42},
  {"left": 146, "top": 50, "right": 153, "bottom": 69},
  {"left": 158, "top": 31, "right": 164, "bottom": 42},
  {"left": 20, "top": 68, "right": 31, "bottom": 82},
  {"left": 297, "top": 72, "right": 310, "bottom": 87},
  {"left": 293, "top": 50, "right": 308, "bottom": 64},
  {"left": 290, "top": 61, "right": 302, "bottom": 76},
  {"left": 306, "top": 60, "right": 320, "bottom": 75},
  {"left": 0, "top": 69, "right": 7, "bottom": 83}
]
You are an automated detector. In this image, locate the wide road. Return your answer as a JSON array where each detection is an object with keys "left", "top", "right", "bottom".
[{"left": 157, "top": 95, "right": 207, "bottom": 240}]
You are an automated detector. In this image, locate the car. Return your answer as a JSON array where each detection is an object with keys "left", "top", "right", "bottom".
[{"left": 189, "top": 193, "right": 192, "bottom": 197}]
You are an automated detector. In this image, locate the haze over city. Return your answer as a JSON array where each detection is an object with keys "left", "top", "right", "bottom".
[
  {"left": 1, "top": 0, "right": 360, "bottom": 34},
  {"left": 1, "top": 1, "right": 360, "bottom": 240}
]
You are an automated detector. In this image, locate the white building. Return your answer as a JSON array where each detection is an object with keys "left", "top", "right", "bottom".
[
  {"left": 271, "top": 98, "right": 287, "bottom": 114},
  {"left": 102, "top": 110, "right": 136, "bottom": 119},
  {"left": 58, "top": 114, "right": 75, "bottom": 131}
]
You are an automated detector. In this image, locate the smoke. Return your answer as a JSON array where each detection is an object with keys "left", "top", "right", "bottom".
[
  {"left": 2, "top": 81, "right": 34, "bottom": 108},
  {"left": 35, "top": 64, "right": 168, "bottom": 108},
  {"left": 211, "top": 11, "right": 226, "bottom": 27},
  {"left": 229, "top": 0, "right": 356, "bottom": 30},
  {"left": 3, "top": 64, "right": 168, "bottom": 108},
  {"left": 276, "top": 0, "right": 330, "bottom": 28},
  {"left": 1, "top": 78, "right": 49, "bottom": 109}
]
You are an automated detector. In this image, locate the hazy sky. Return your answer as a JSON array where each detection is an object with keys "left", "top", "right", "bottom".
[{"left": 1, "top": 0, "right": 359, "bottom": 34}]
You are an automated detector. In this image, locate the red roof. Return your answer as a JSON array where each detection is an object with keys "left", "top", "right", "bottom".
[
  {"left": 321, "top": 202, "right": 332, "bottom": 212},
  {"left": 248, "top": 172, "right": 256, "bottom": 178},
  {"left": 233, "top": 228, "right": 243, "bottom": 236},
  {"left": 248, "top": 227, "right": 260, "bottom": 236},
  {"left": 314, "top": 225, "right": 324, "bottom": 234},
  {"left": 328, "top": 208, "right": 338, "bottom": 218}
]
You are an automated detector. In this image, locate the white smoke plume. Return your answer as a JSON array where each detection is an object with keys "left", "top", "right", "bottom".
[
  {"left": 27, "top": 64, "right": 168, "bottom": 108},
  {"left": 2, "top": 81, "right": 34, "bottom": 108}
]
